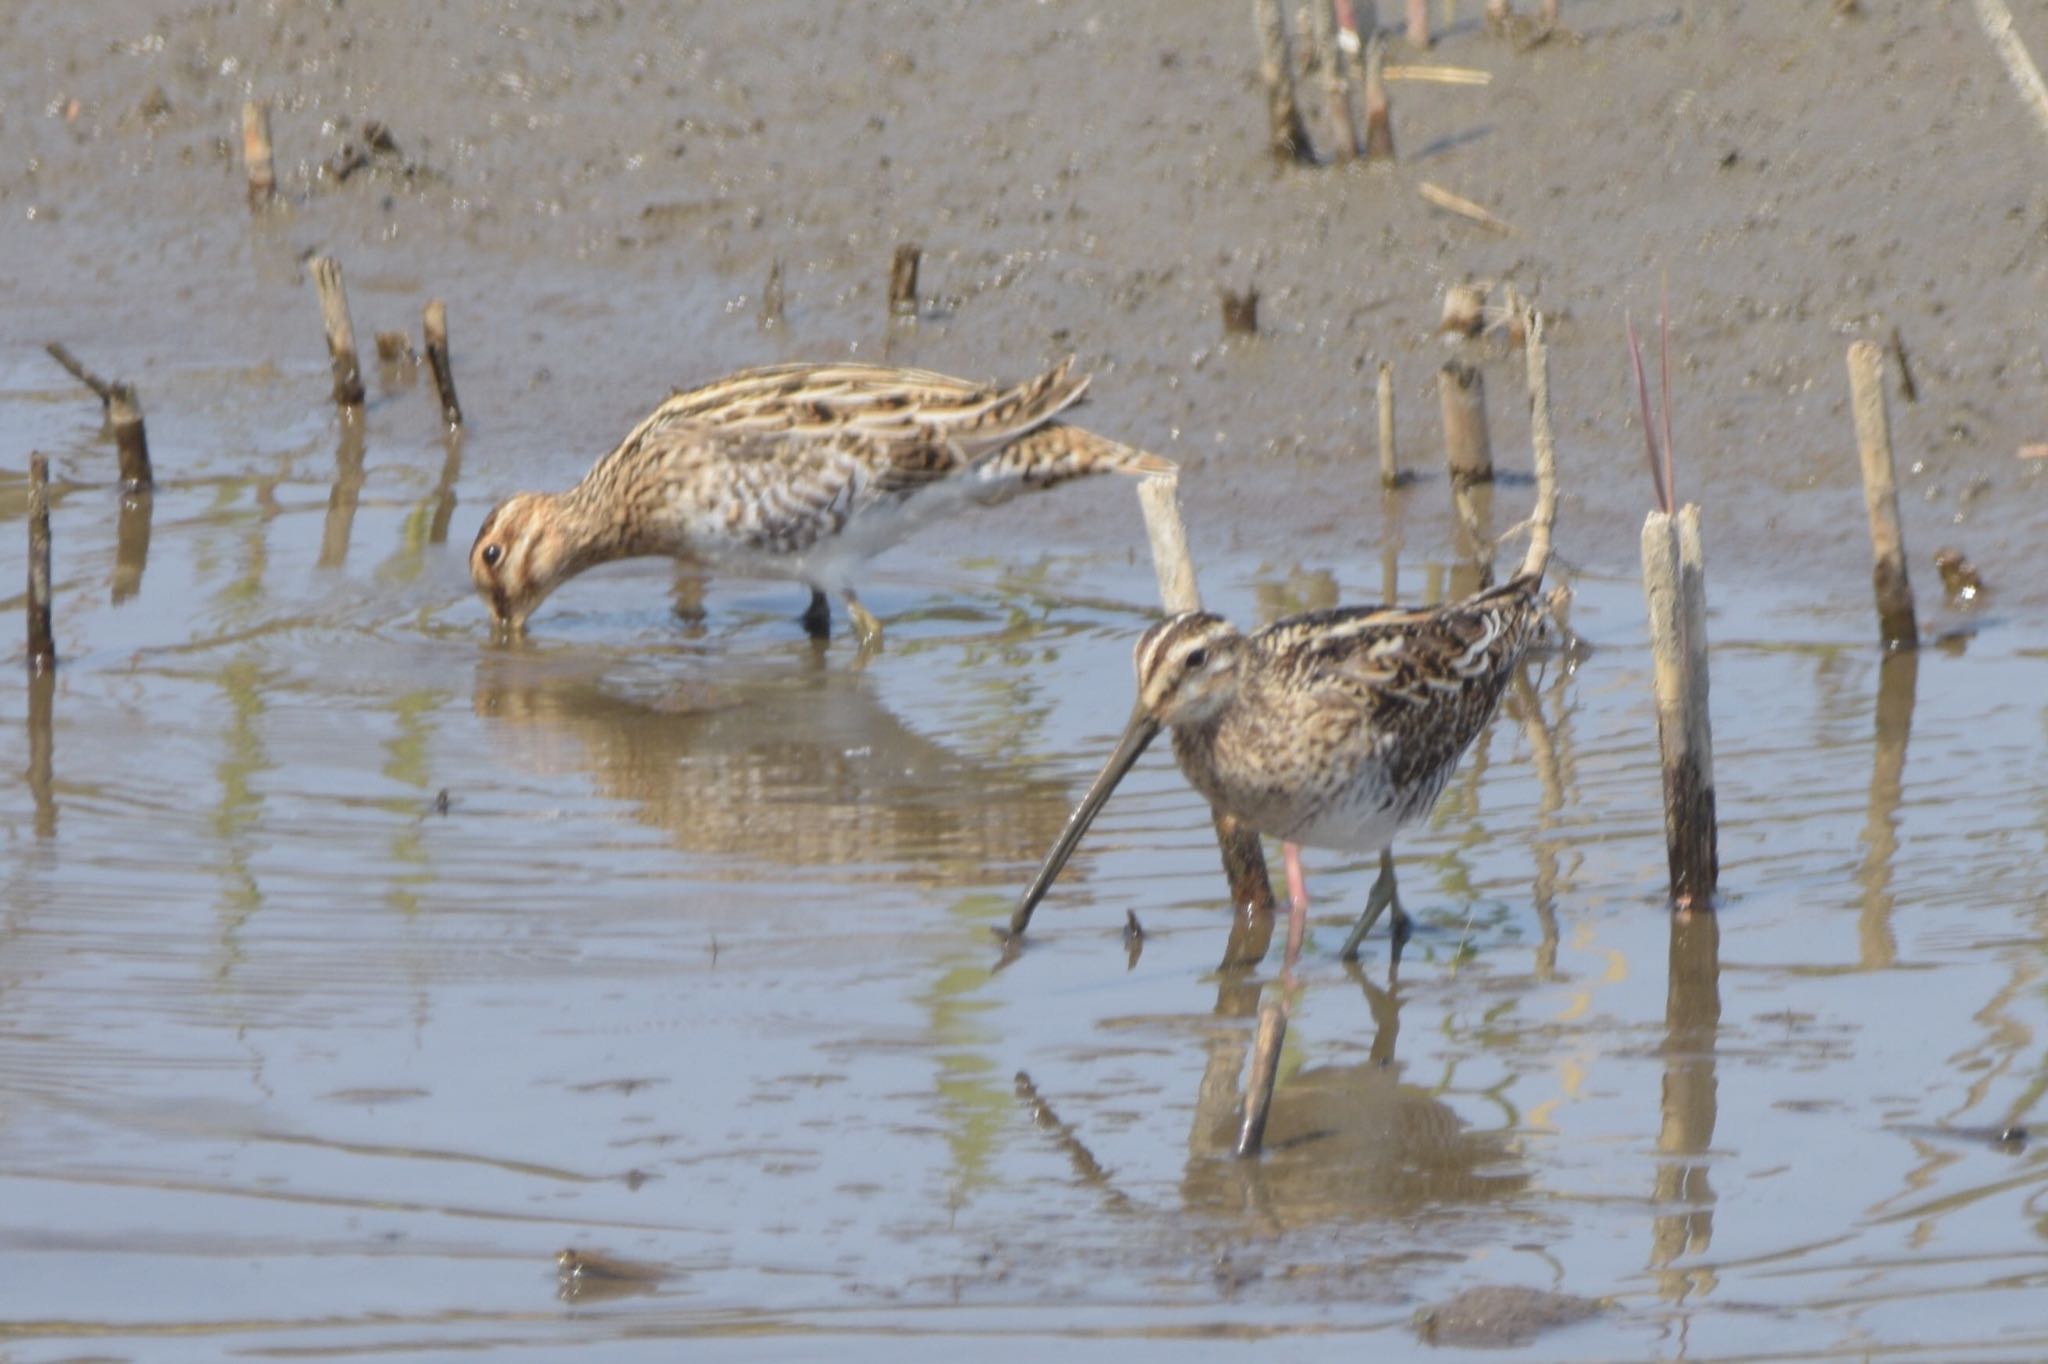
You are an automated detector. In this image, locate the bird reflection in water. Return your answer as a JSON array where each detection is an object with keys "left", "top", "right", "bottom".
[
  {"left": 1180, "top": 972, "right": 1529, "bottom": 1230},
  {"left": 472, "top": 649, "right": 1077, "bottom": 883}
]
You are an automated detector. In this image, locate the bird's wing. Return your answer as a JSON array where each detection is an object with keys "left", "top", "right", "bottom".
[{"left": 1258, "top": 573, "right": 1543, "bottom": 723}]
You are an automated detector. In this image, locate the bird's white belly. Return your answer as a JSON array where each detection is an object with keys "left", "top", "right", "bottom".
[{"left": 1280, "top": 799, "right": 1409, "bottom": 855}]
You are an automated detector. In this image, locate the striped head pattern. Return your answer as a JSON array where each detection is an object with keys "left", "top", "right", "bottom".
[
  {"left": 1132, "top": 612, "right": 1248, "bottom": 729},
  {"left": 469, "top": 493, "right": 575, "bottom": 636}
]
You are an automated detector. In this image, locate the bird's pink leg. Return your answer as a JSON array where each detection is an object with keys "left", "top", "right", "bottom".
[{"left": 1283, "top": 841, "right": 1310, "bottom": 969}]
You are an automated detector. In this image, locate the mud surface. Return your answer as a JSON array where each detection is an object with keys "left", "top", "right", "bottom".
[{"left": 5, "top": 2, "right": 2048, "bottom": 1360}]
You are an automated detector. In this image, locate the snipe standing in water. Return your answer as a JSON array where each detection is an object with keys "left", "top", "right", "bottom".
[
  {"left": 469, "top": 359, "right": 1171, "bottom": 644},
  {"left": 1008, "top": 571, "right": 1549, "bottom": 964}
]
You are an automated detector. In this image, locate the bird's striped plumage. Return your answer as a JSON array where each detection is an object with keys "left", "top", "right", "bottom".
[
  {"left": 1009, "top": 570, "right": 1548, "bottom": 957},
  {"left": 469, "top": 359, "right": 1172, "bottom": 640},
  {"left": 1148, "top": 572, "right": 1544, "bottom": 854}
]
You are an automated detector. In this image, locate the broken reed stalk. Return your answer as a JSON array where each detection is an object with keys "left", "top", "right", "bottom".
[
  {"left": 109, "top": 383, "right": 152, "bottom": 490},
  {"left": 27, "top": 454, "right": 56, "bottom": 673},
  {"left": 1439, "top": 360, "right": 1493, "bottom": 487},
  {"left": 1631, "top": 309, "right": 1717, "bottom": 910},
  {"left": 1519, "top": 310, "right": 1558, "bottom": 580},
  {"left": 242, "top": 100, "right": 275, "bottom": 206},
  {"left": 44, "top": 341, "right": 114, "bottom": 403},
  {"left": 309, "top": 256, "right": 366, "bottom": 408},
  {"left": 1136, "top": 474, "right": 1276, "bottom": 920},
  {"left": 1253, "top": 0, "right": 1316, "bottom": 162},
  {"left": 1407, "top": 0, "right": 1432, "bottom": 46},
  {"left": 1310, "top": 0, "right": 1359, "bottom": 161},
  {"left": 1847, "top": 341, "right": 1918, "bottom": 650},
  {"left": 1641, "top": 509, "right": 1718, "bottom": 910},
  {"left": 1234, "top": 1002, "right": 1288, "bottom": 1157},
  {"left": 422, "top": 299, "right": 462, "bottom": 429},
  {"left": 1363, "top": 34, "right": 1396, "bottom": 161},
  {"left": 44, "top": 342, "right": 153, "bottom": 489},
  {"left": 1377, "top": 361, "right": 1399, "bottom": 487},
  {"left": 888, "top": 243, "right": 921, "bottom": 319}
]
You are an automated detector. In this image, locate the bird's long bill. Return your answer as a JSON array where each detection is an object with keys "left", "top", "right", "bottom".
[{"left": 1007, "top": 705, "right": 1161, "bottom": 939}]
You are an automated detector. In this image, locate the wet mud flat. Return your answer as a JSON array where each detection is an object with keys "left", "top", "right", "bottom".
[{"left": 6, "top": 1, "right": 2048, "bottom": 1360}]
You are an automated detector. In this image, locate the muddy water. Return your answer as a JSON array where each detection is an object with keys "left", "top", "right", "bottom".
[
  {"left": 4, "top": 436, "right": 2046, "bottom": 1359},
  {"left": 7, "top": 0, "right": 2048, "bottom": 1358}
]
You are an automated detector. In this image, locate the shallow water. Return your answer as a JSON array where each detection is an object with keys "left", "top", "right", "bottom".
[
  {"left": 3, "top": 402, "right": 2046, "bottom": 1360},
  {"left": 9, "top": 0, "right": 2048, "bottom": 1357}
]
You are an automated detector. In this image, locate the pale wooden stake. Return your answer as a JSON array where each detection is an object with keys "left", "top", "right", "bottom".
[
  {"left": 309, "top": 256, "right": 366, "bottom": 408},
  {"left": 1407, "top": 0, "right": 1432, "bottom": 47},
  {"left": 1641, "top": 508, "right": 1717, "bottom": 910},
  {"left": 1439, "top": 360, "right": 1493, "bottom": 487},
  {"left": 1846, "top": 341, "right": 1917, "bottom": 650}
]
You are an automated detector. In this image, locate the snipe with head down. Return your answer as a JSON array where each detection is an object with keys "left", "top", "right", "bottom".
[
  {"left": 1007, "top": 571, "right": 1548, "bottom": 964},
  {"left": 468, "top": 359, "right": 1171, "bottom": 645}
]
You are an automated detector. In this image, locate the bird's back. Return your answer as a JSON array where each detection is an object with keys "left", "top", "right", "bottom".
[
  {"left": 1183, "top": 573, "right": 1545, "bottom": 850},
  {"left": 570, "top": 360, "right": 1171, "bottom": 564}
]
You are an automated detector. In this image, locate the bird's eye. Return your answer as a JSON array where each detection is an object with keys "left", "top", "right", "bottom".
[
  {"left": 481, "top": 544, "right": 503, "bottom": 568},
  {"left": 1185, "top": 647, "right": 1209, "bottom": 670}
]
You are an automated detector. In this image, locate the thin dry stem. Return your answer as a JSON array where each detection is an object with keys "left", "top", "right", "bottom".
[
  {"left": 1519, "top": 310, "right": 1557, "bottom": 581},
  {"left": 1418, "top": 181, "right": 1512, "bottom": 233},
  {"left": 1627, "top": 312, "right": 1671, "bottom": 515}
]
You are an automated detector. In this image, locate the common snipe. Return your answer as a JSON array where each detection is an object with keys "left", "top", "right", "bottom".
[
  {"left": 1009, "top": 571, "right": 1548, "bottom": 963},
  {"left": 469, "top": 359, "right": 1171, "bottom": 644}
]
